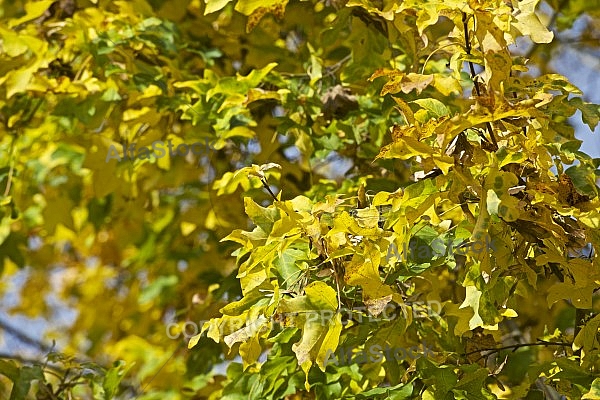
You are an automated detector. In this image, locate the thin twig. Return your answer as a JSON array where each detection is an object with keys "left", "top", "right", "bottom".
[
  {"left": 0, "top": 317, "right": 54, "bottom": 353},
  {"left": 325, "top": 54, "right": 352, "bottom": 75},
  {"left": 280, "top": 54, "right": 352, "bottom": 79},
  {"left": 3, "top": 162, "right": 14, "bottom": 197},
  {"left": 260, "top": 177, "right": 278, "bottom": 201},
  {"left": 421, "top": 42, "right": 456, "bottom": 75},
  {"left": 0, "top": 353, "right": 65, "bottom": 374},
  {"left": 333, "top": 259, "right": 342, "bottom": 311},
  {"left": 462, "top": 13, "right": 480, "bottom": 96},
  {"left": 133, "top": 344, "right": 182, "bottom": 400},
  {"left": 463, "top": 340, "right": 571, "bottom": 358},
  {"left": 320, "top": 238, "right": 342, "bottom": 310},
  {"left": 74, "top": 55, "right": 93, "bottom": 81},
  {"left": 0, "top": 318, "right": 113, "bottom": 372}
]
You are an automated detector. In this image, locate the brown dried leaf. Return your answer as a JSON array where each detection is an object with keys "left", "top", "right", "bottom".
[
  {"left": 365, "top": 294, "right": 393, "bottom": 317},
  {"left": 465, "top": 330, "right": 497, "bottom": 365},
  {"left": 246, "top": 1, "right": 288, "bottom": 32},
  {"left": 558, "top": 174, "right": 590, "bottom": 206},
  {"left": 400, "top": 73, "right": 434, "bottom": 95},
  {"left": 321, "top": 85, "right": 359, "bottom": 120}
]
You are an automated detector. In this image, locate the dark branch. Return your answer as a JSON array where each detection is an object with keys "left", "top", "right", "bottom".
[
  {"left": 260, "top": 177, "right": 278, "bottom": 201},
  {"left": 462, "top": 12, "right": 498, "bottom": 150},
  {"left": 0, "top": 317, "right": 54, "bottom": 353},
  {"left": 463, "top": 340, "right": 571, "bottom": 362},
  {"left": 0, "top": 353, "right": 64, "bottom": 373}
]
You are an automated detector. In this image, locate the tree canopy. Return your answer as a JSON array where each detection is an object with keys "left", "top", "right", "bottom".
[{"left": 1, "top": 0, "right": 600, "bottom": 398}]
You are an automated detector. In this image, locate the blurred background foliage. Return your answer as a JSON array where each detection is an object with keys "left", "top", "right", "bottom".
[{"left": 0, "top": 0, "right": 599, "bottom": 398}]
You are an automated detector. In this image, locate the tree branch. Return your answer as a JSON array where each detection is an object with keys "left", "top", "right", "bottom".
[
  {"left": 0, "top": 353, "right": 65, "bottom": 373},
  {"left": 0, "top": 318, "right": 111, "bottom": 371},
  {"left": 0, "top": 317, "right": 54, "bottom": 353},
  {"left": 462, "top": 12, "right": 498, "bottom": 150},
  {"left": 259, "top": 177, "right": 278, "bottom": 201},
  {"left": 463, "top": 340, "right": 571, "bottom": 361}
]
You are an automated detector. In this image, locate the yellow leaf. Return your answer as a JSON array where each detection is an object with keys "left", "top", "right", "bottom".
[
  {"left": 393, "top": 97, "right": 416, "bottom": 125},
  {"left": 221, "top": 126, "right": 256, "bottom": 140},
  {"left": 573, "top": 314, "right": 600, "bottom": 353},
  {"left": 188, "top": 333, "right": 202, "bottom": 349},
  {"left": 0, "top": 29, "right": 30, "bottom": 56},
  {"left": 224, "top": 315, "right": 269, "bottom": 347},
  {"left": 6, "top": 66, "right": 36, "bottom": 99},
  {"left": 432, "top": 155, "right": 454, "bottom": 175},
  {"left": 433, "top": 74, "right": 462, "bottom": 96},
  {"left": 500, "top": 308, "right": 518, "bottom": 318},
  {"left": 8, "top": 0, "right": 55, "bottom": 28},
  {"left": 344, "top": 243, "right": 393, "bottom": 300},
  {"left": 486, "top": 189, "right": 501, "bottom": 215},
  {"left": 512, "top": 0, "right": 554, "bottom": 43},
  {"left": 239, "top": 335, "right": 263, "bottom": 367},
  {"left": 400, "top": 73, "right": 434, "bottom": 95},
  {"left": 497, "top": 195, "right": 520, "bottom": 222},
  {"left": 305, "top": 281, "right": 338, "bottom": 310},
  {"left": 547, "top": 282, "right": 594, "bottom": 309},
  {"left": 204, "top": 0, "right": 234, "bottom": 14},
  {"left": 484, "top": 50, "right": 512, "bottom": 92},
  {"left": 459, "top": 286, "right": 498, "bottom": 330},
  {"left": 582, "top": 378, "right": 600, "bottom": 400},
  {"left": 180, "top": 221, "right": 197, "bottom": 236},
  {"left": 123, "top": 107, "right": 152, "bottom": 121},
  {"left": 385, "top": 137, "right": 433, "bottom": 160}
]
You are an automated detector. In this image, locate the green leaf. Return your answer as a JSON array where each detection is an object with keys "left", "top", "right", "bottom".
[
  {"left": 570, "top": 98, "right": 600, "bottom": 131},
  {"left": 8, "top": 365, "right": 44, "bottom": 400},
  {"left": 103, "top": 361, "right": 132, "bottom": 400},
  {"left": 565, "top": 165, "right": 598, "bottom": 198},
  {"left": 453, "top": 366, "right": 493, "bottom": 399},
  {"left": 356, "top": 382, "right": 413, "bottom": 399},
  {"left": 412, "top": 98, "right": 450, "bottom": 118},
  {"left": 416, "top": 357, "right": 458, "bottom": 396},
  {"left": 554, "top": 358, "right": 595, "bottom": 386},
  {"left": 274, "top": 247, "right": 305, "bottom": 287},
  {"left": 244, "top": 197, "right": 280, "bottom": 233},
  {"left": 138, "top": 275, "right": 178, "bottom": 305},
  {"left": 0, "top": 359, "right": 19, "bottom": 382},
  {"left": 574, "top": 314, "right": 600, "bottom": 353}
]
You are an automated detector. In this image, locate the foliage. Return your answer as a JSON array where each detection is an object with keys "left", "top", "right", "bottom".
[
  {"left": 0, "top": 0, "right": 599, "bottom": 399},
  {"left": 0, "top": 353, "right": 132, "bottom": 400}
]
